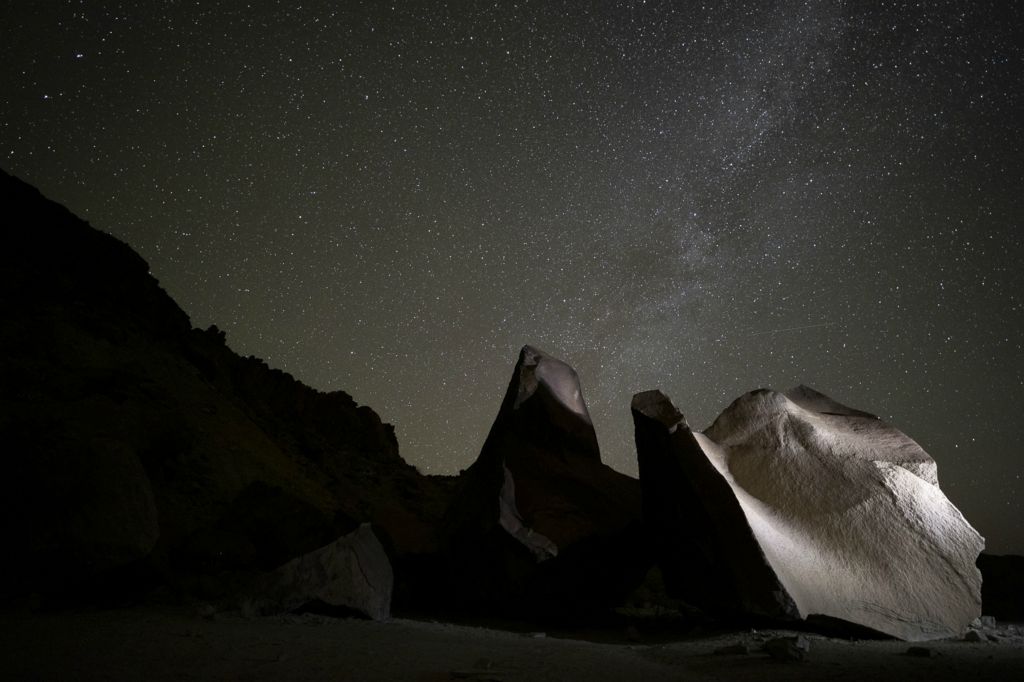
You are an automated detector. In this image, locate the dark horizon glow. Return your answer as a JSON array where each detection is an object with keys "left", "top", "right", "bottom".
[{"left": 2, "top": 2, "right": 1021, "bottom": 553}]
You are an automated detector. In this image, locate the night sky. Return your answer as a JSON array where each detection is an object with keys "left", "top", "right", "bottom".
[{"left": 2, "top": 2, "right": 1022, "bottom": 553}]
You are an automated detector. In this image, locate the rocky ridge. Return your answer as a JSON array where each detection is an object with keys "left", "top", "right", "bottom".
[{"left": 0, "top": 168, "right": 449, "bottom": 608}]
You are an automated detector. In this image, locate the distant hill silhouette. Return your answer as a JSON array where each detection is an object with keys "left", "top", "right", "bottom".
[{"left": 0, "top": 168, "right": 453, "bottom": 605}]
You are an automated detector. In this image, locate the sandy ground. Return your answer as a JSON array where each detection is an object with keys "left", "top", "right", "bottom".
[{"left": 2, "top": 607, "right": 1023, "bottom": 681}]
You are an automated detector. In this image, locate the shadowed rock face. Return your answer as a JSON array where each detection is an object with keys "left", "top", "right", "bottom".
[
  {"left": 452, "top": 346, "right": 639, "bottom": 552},
  {"left": 631, "top": 390, "right": 797, "bottom": 619},
  {"left": 632, "top": 387, "right": 984, "bottom": 641},
  {"left": 438, "top": 346, "right": 645, "bottom": 615},
  {"left": 0, "top": 169, "right": 451, "bottom": 604}
]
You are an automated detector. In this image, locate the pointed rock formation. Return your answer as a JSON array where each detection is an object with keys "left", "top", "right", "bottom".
[
  {"left": 454, "top": 346, "right": 639, "bottom": 552},
  {"left": 632, "top": 386, "right": 984, "bottom": 641},
  {"left": 438, "top": 346, "right": 644, "bottom": 614}
]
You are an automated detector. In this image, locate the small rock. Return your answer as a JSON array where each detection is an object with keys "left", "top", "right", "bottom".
[
  {"left": 980, "top": 615, "right": 997, "bottom": 628},
  {"left": 986, "top": 634, "right": 1000, "bottom": 643},
  {"left": 964, "top": 630, "right": 984, "bottom": 642},
  {"left": 196, "top": 603, "right": 217, "bottom": 621},
  {"left": 715, "top": 643, "right": 750, "bottom": 655},
  {"left": 239, "top": 598, "right": 258, "bottom": 619},
  {"left": 764, "top": 635, "right": 810, "bottom": 662},
  {"left": 450, "top": 659, "right": 509, "bottom": 681},
  {"left": 906, "top": 646, "right": 934, "bottom": 658}
]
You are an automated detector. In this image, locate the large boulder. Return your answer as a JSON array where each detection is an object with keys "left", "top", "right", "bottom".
[
  {"left": 250, "top": 523, "right": 393, "bottom": 621},
  {"left": 631, "top": 386, "right": 984, "bottom": 641},
  {"left": 438, "top": 346, "right": 644, "bottom": 615}
]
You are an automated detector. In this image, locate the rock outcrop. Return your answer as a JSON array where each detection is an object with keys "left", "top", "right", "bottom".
[
  {"left": 250, "top": 524, "right": 393, "bottom": 620},
  {"left": 0, "top": 169, "right": 451, "bottom": 604},
  {"left": 632, "top": 386, "right": 984, "bottom": 641},
  {"left": 437, "top": 346, "right": 645, "bottom": 615}
]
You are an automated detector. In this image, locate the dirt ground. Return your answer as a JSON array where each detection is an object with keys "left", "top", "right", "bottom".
[{"left": 2, "top": 607, "right": 1022, "bottom": 681}]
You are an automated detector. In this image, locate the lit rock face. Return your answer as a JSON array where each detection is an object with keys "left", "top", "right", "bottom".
[
  {"left": 632, "top": 386, "right": 984, "bottom": 641},
  {"left": 252, "top": 524, "right": 393, "bottom": 620}
]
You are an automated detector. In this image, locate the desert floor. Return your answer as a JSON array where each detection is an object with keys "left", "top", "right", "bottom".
[{"left": 2, "top": 607, "right": 1022, "bottom": 681}]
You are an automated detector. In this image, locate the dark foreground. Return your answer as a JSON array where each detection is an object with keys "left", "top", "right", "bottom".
[{"left": 2, "top": 607, "right": 1022, "bottom": 681}]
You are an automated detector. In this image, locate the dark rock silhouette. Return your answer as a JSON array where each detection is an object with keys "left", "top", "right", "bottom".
[
  {"left": 631, "top": 390, "right": 797, "bottom": 619},
  {"left": 0, "top": 169, "right": 449, "bottom": 607},
  {"left": 437, "top": 345, "right": 646, "bottom": 617},
  {"left": 978, "top": 553, "right": 1024, "bottom": 622},
  {"left": 632, "top": 386, "right": 983, "bottom": 641}
]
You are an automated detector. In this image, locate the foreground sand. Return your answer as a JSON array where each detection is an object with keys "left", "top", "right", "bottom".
[{"left": 2, "top": 607, "right": 1022, "bottom": 681}]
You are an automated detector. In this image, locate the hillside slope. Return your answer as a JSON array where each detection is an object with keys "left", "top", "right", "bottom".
[{"left": 0, "top": 169, "right": 452, "bottom": 603}]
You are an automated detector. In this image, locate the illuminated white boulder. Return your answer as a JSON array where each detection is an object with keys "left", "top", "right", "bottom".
[{"left": 632, "top": 386, "right": 984, "bottom": 641}]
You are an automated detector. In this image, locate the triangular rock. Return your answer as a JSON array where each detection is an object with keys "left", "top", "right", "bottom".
[
  {"left": 453, "top": 345, "right": 639, "bottom": 553},
  {"left": 438, "top": 346, "right": 643, "bottom": 614}
]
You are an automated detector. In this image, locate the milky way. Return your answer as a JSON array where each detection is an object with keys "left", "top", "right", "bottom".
[{"left": 2, "top": 1, "right": 1022, "bottom": 552}]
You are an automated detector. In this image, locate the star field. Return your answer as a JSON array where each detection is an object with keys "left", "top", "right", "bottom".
[{"left": 2, "top": 1, "right": 1022, "bottom": 552}]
